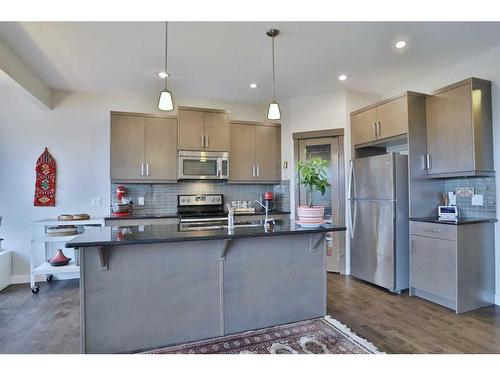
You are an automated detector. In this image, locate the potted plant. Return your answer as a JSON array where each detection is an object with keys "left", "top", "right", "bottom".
[{"left": 296, "top": 158, "right": 331, "bottom": 225}]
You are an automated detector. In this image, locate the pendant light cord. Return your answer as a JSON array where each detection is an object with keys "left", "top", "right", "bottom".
[
  {"left": 164, "top": 21, "right": 168, "bottom": 90},
  {"left": 271, "top": 34, "right": 276, "bottom": 100}
]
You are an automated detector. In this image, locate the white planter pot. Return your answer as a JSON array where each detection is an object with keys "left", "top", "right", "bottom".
[{"left": 296, "top": 206, "right": 325, "bottom": 223}]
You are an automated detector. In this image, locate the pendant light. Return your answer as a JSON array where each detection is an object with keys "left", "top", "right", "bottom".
[
  {"left": 266, "top": 29, "right": 280, "bottom": 120},
  {"left": 158, "top": 21, "right": 174, "bottom": 111}
]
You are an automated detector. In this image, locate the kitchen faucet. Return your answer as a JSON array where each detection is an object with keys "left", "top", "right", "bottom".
[{"left": 253, "top": 200, "right": 274, "bottom": 227}]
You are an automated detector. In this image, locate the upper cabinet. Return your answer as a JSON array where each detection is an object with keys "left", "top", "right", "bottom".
[
  {"left": 351, "top": 96, "right": 409, "bottom": 146},
  {"left": 230, "top": 121, "right": 281, "bottom": 183},
  {"left": 178, "top": 107, "right": 230, "bottom": 151},
  {"left": 351, "top": 107, "right": 377, "bottom": 145},
  {"left": 425, "top": 78, "right": 493, "bottom": 178},
  {"left": 110, "top": 112, "right": 177, "bottom": 182}
]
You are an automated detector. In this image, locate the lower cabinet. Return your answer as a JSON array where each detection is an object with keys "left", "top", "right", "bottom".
[{"left": 409, "top": 221, "right": 495, "bottom": 313}]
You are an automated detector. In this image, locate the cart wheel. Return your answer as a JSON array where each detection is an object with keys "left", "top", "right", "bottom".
[
  {"left": 31, "top": 286, "right": 40, "bottom": 294},
  {"left": 46, "top": 274, "right": 54, "bottom": 282}
]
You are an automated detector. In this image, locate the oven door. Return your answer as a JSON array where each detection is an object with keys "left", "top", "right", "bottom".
[{"left": 178, "top": 151, "right": 228, "bottom": 180}]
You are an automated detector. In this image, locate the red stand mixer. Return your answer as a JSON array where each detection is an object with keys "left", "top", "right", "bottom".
[{"left": 111, "top": 185, "right": 133, "bottom": 217}]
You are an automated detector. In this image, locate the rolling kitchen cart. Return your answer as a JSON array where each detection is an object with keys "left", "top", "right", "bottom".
[{"left": 29, "top": 217, "right": 105, "bottom": 293}]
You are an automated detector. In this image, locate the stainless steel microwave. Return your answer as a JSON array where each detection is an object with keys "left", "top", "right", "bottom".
[{"left": 178, "top": 151, "right": 229, "bottom": 180}]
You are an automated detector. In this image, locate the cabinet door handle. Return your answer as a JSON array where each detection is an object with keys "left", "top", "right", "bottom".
[
  {"left": 256, "top": 165, "right": 260, "bottom": 178},
  {"left": 251, "top": 166, "right": 255, "bottom": 178},
  {"left": 141, "top": 163, "right": 144, "bottom": 176},
  {"left": 426, "top": 154, "right": 432, "bottom": 170},
  {"left": 201, "top": 135, "right": 205, "bottom": 148},
  {"left": 146, "top": 163, "right": 149, "bottom": 176},
  {"left": 373, "top": 122, "right": 377, "bottom": 137},
  {"left": 377, "top": 122, "right": 381, "bottom": 138},
  {"left": 205, "top": 135, "right": 209, "bottom": 148}
]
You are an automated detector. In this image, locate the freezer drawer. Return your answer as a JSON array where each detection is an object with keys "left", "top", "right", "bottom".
[{"left": 350, "top": 199, "right": 395, "bottom": 291}]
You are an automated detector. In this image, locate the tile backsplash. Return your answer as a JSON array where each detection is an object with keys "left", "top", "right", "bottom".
[
  {"left": 443, "top": 177, "right": 496, "bottom": 219},
  {"left": 111, "top": 181, "right": 290, "bottom": 215}
]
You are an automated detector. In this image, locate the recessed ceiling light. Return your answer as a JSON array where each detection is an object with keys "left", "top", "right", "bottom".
[
  {"left": 338, "top": 74, "right": 348, "bottom": 81},
  {"left": 158, "top": 71, "right": 169, "bottom": 79},
  {"left": 250, "top": 83, "right": 258, "bottom": 89},
  {"left": 395, "top": 40, "right": 407, "bottom": 49}
]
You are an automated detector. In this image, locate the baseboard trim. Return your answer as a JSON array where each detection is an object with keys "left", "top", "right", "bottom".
[{"left": 11, "top": 272, "right": 78, "bottom": 285}]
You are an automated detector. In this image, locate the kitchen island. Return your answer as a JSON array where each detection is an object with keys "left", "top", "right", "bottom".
[{"left": 67, "top": 219, "right": 346, "bottom": 353}]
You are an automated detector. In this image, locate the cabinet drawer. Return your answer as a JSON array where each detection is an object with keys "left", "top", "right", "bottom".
[
  {"left": 410, "top": 235, "right": 457, "bottom": 302},
  {"left": 410, "top": 221, "right": 456, "bottom": 241}
]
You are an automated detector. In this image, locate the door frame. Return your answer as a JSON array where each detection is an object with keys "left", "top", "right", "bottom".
[{"left": 293, "top": 129, "right": 346, "bottom": 274}]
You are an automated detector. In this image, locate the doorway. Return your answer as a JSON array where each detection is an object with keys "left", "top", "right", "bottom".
[{"left": 293, "top": 130, "right": 345, "bottom": 273}]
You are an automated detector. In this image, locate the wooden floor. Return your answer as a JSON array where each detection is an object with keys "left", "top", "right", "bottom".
[
  {"left": 0, "top": 279, "right": 80, "bottom": 354},
  {"left": 328, "top": 273, "right": 500, "bottom": 353},
  {"left": 1, "top": 274, "right": 499, "bottom": 353}
]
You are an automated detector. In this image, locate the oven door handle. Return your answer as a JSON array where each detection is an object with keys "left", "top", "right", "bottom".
[{"left": 180, "top": 217, "right": 229, "bottom": 223}]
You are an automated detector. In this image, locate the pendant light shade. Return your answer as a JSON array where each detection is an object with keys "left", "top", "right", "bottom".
[
  {"left": 266, "top": 29, "right": 280, "bottom": 120},
  {"left": 158, "top": 89, "right": 174, "bottom": 111},
  {"left": 267, "top": 100, "right": 281, "bottom": 120},
  {"left": 158, "top": 21, "right": 174, "bottom": 111}
]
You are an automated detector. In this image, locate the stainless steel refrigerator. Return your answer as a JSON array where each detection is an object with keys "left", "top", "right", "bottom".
[{"left": 348, "top": 153, "right": 409, "bottom": 293}]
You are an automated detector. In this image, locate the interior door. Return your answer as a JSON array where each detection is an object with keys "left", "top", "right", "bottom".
[
  {"left": 350, "top": 200, "right": 395, "bottom": 290},
  {"left": 297, "top": 137, "right": 344, "bottom": 273},
  {"left": 144, "top": 117, "right": 177, "bottom": 181},
  {"left": 204, "top": 112, "right": 230, "bottom": 152},
  {"left": 255, "top": 125, "right": 281, "bottom": 182},
  {"left": 178, "top": 109, "right": 205, "bottom": 151},
  {"left": 229, "top": 123, "right": 256, "bottom": 181},
  {"left": 110, "top": 114, "right": 145, "bottom": 180}
]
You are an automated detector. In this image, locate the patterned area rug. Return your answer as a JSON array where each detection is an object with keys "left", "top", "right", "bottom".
[{"left": 144, "top": 316, "right": 382, "bottom": 354}]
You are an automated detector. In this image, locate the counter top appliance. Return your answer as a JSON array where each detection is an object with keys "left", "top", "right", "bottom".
[{"left": 178, "top": 151, "right": 229, "bottom": 180}]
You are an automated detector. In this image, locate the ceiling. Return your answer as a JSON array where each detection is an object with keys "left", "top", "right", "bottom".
[{"left": 1, "top": 21, "right": 500, "bottom": 105}]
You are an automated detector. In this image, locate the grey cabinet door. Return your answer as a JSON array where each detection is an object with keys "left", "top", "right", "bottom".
[
  {"left": 351, "top": 107, "right": 377, "bottom": 145},
  {"left": 255, "top": 125, "right": 281, "bottom": 182},
  {"left": 144, "top": 117, "right": 177, "bottom": 181},
  {"left": 110, "top": 114, "right": 145, "bottom": 180},
  {"left": 410, "top": 235, "right": 457, "bottom": 302},
  {"left": 229, "top": 123, "right": 255, "bottom": 181},
  {"left": 376, "top": 96, "right": 408, "bottom": 139},
  {"left": 178, "top": 109, "right": 205, "bottom": 151},
  {"left": 426, "top": 83, "right": 474, "bottom": 175},
  {"left": 204, "top": 112, "right": 230, "bottom": 151}
]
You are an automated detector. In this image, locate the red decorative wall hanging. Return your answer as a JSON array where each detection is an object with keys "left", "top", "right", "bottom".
[{"left": 34, "top": 147, "right": 56, "bottom": 206}]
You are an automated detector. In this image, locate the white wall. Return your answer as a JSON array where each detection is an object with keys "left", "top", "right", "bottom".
[
  {"left": 280, "top": 90, "right": 380, "bottom": 274},
  {"left": 381, "top": 45, "right": 500, "bottom": 304},
  {"left": 0, "top": 87, "right": 265, "bottom": 280}
]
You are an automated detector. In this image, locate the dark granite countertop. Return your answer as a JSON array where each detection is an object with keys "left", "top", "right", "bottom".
[
  {"left": 410, "top": 217, "right": 497, "bottom": 225},
  {"left": 104, "top": 210, "right": 291, "bottom": 220},
  {"left": 67, "top": 219, "right": 345, "bottom": 248}
]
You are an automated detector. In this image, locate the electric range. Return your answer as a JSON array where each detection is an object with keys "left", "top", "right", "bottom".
[{"left": 177, "top": 194, "right": 228, "bottom": 231}]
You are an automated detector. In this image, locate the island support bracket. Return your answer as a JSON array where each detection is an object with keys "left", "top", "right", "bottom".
[
  {"left": 219, "top": 239, "right": 232, "bottom": 261},
  {"left": 310, "top": 233, "right": 325, "bottom": 253},
  {"left": 97, "top": 247, "right": 108, "bottom": 271}
]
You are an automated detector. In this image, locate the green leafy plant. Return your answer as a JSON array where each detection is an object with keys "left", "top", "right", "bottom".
[{"left": 296, "top": 158, "right": 331, "bottom": 207}]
